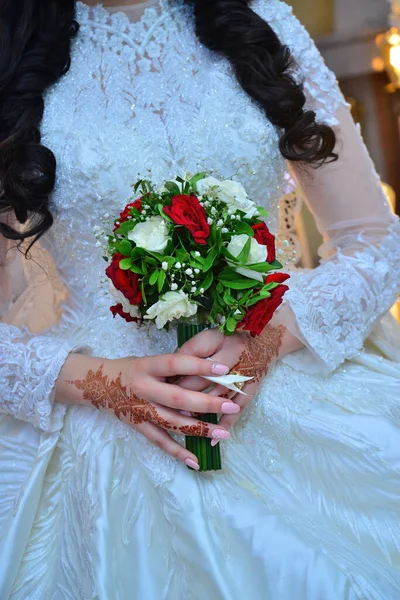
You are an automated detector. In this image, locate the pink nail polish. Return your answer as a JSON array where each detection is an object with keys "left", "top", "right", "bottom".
[
  {"left": 179, "top": 410, "right": 192, "bottom": 417},
  {"left": 221, "top": 402, "right": 240, "bottom": 414},
  {"left": 211, "top": 439, "right": 220, "bottom": 448},
  {"left": 185, "top": 458, "right": 200, "bottom": 471},
  {"left": 212, "top": 363, "right": 230, "bottom": 376},
  {"left": 211, "top": 429, "right": 231, "bottom": 441}
]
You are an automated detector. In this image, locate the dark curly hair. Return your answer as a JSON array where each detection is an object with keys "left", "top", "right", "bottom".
[{"left": 0, "top": 0, "right": 337, "bottom": 248}]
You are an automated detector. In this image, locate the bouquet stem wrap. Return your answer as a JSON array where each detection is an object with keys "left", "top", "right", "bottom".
[{"left": 177, "top": 321, "right": 222, "bottom": 472}]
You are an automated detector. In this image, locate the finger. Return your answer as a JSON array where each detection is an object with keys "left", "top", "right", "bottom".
[
  {"left": 177, "top": 329, "right": 225, "bottom": 357},
  {"left": 125, "top": 402, "right": 232, "bottom": 442},
  {"left": 145, "top": 354, "right": 230, "bottom": 378},
  {"left": 138, "top": 379, "right": 240, "bottom": 415},
  {"left": 178, "top": 343, "right": 246, "bottom": 392},
  {"left": 133, "top": 421, "right": 200, "bottom": 470},
  {"left": 208, "top": 384, "right": 234, "bottom": 398},
  {"left": 217, "top": 385, "right": 253, "bottom": 431}
]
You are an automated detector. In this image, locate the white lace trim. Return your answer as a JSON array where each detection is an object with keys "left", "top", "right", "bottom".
[
  {"left": 0, "top": 323, "right": 82, "bottom": 431},
  {"left": 283, "top": 218, "right": 400, "bottom": 373}
]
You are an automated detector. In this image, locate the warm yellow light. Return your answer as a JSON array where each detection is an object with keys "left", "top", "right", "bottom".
[
  {"left": 388, "top": 32, "right": 400, "bottom": 46},
  {"left": 376, "top": 27, "right": 400, "bottom": 90},
  {"left": 390, "top": 44, "right": 400, "bottom": 70},
  {"left": 371, "top": 57, "right": 386, "bottom": 72},
  {"left": 382, "top": 183, "right": 396, "bottom": 214}
]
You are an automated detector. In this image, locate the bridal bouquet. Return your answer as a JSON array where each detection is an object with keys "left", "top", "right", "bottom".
[{"left": 104, "top": 173, "right": 289, "bottom": 471}]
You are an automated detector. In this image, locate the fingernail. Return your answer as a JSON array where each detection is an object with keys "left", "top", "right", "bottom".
[
  {"left": 221, "top": 402, "right": 240, "bottom": 414},
  {"left": 185, "top": 458, "right": 200, "bottom": 471},
  {"left": 211, "top": 439, "right": 220, "bottom": 447},
  {"left": 211, "top": 429, "right": 231, "bottom": 441},
  {"left": 179, "top": 410, "right": 192, "bottom": 417},
  {"left": 212, "top": 363, "right": 230, "bottom": 375}
]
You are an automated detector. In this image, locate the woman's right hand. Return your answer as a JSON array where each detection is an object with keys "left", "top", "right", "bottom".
[{"left": 56, "top": 352, "right": 239, "bottom": 470}]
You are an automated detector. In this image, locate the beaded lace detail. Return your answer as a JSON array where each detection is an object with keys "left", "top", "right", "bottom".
[{"left": 0, "top": 323, "right": 72, "bottom": 431}]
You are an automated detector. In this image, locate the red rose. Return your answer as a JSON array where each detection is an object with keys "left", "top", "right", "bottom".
[
  {"left": 238, "top": 284, "right": 289, "bottom": 336},
  {"left": 106, "top": 252, "right": 142, "bottom": 305},
  {"left": 163, "top": 194, "right": 210, "bottom": 245},
  {"left": 265, "top": 272, "right": 290, "bottom": 285},
  {"left": 110, "top": 304, "right": 139, "bottom": 323},
  {"left": 113, "top": 199, "right": 142, "bottom": 231},
  {"left": 252, "top": 222, "right": 276, "bottom": 262}
]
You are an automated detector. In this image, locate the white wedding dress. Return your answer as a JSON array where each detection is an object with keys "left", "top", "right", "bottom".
[{"left": 1, "top": 1, "right": 400, "bottom": 598}]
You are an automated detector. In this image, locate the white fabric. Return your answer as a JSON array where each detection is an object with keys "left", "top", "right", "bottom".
[{"left": 0, "top": 1, "right": 400, "bottom": 598}]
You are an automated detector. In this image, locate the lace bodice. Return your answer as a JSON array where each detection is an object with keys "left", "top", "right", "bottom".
[{"left": 0, "top": 0, "right": 399, "bottom": 433}]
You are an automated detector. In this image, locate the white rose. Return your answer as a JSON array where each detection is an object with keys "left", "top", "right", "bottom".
[
  {"left": 128, "top": 216, "right": 169, "bottom": 253},
  {"left": 197, "top": 176, "right": 258, "bottom": 219},
  {"left": 109, "top": 282, "right": 141, "bottom": 319},
  {"left": 144, "top": 290, "right": 198, "bottom": 329},
  {"left": 227, "top": 234, "right": 267, "bottom": 282}
]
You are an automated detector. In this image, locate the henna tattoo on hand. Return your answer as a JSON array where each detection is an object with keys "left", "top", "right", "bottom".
[
  {"left": 68, "top": 366, "right": 209, "bottom": 437},
  {"left": 233, "top": 325, "right": 286, "bottom": 384}
]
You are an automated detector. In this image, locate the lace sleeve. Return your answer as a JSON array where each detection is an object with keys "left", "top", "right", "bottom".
[
  {"left": 283, "top": 105, "right": 400, "bottom": 373},
  {"left": 0, "top": 234, "right": 84, "bottom": 432},
  {"left": 253, "top": 1, "right": 400, "bottom": 374}
]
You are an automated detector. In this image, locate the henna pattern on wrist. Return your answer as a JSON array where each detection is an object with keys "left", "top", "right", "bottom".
[
  {"left": 68, "top": 366, "right": 210, "bottom": 437},
  {"left": 233, "top": 325, "right": 286, "bottom": 384}
]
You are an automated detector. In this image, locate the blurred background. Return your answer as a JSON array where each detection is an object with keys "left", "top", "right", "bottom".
[{"left": 283, "top": 0, "right": 400, "bottom": 319}]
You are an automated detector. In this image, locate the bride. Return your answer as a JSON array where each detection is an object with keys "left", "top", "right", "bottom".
[{"left": 1, "top": 0, "right": 400, "bottom": 598}]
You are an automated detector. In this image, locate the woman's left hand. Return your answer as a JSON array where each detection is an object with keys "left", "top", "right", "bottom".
[{"left": 177, "top": 323, "right": 288, "bottom": 432}]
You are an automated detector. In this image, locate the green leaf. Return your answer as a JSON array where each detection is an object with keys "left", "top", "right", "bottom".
[
  {"left": 191, "top": 251, "right": 205, "bottom": 265},
  {"left": 144, "top": 257, "right": 158, "bottom": 267},
  {"left": 219, "top": 279, "right": 259, "bottom": 290},
  {"left": 218, "top": 267, "right": 239, "bottom": 280},
  {"left": 119, "top": 258, "right": 132, "bottom": 270},
  {"left": 157, "top": 270, "right": 166, "bottom": 293},
  {"left": 130, "top": 263, "right": 143, "bottom": 275},
  {"left": 233, "top": 221, "right": 255, "bottom": 237},
  {"left": 158, "top": 203, "right": 173, "bottom": 222},
  {"left": 223, "top": 289, "right": 235, "bottom": 305},
  {"left": 226, "top": 317, "right": 237, "bottom": 333},
  {"left": 202, "top": 269, "right": 214, "bottom": 291},
  {"left": 117, "top": 239, "right": 132, "bottom": 256},
  {"left": 115, "top": 220, "right": 135, "bottom": 234},
  {"left": 147, "top": 251, "right": 168, "bottom": 262},
  {"left": 246, "top": 293, "right": 270, "bottom": 307},
  {"left": 238, "top": 289, "right": 254, "bottom": 305},
  {"left": 269, "top": 259, "right": 283, "bottom": 269},
  {"left": 256, "top": 206, "right": 268, "bottom": 217},
  {"left": 131, "top": 247, "right": 145, "bottom": 260},
  {"left": 149, "top": 270, "right": 159, "bottom": 286},
  {"left": 203, "top": 248, "right": 218, "bottom": 272},
  {"left": 246, "top": 262, "right": 276, "bottom": 273},
  {"left": 164, "top": 182, "right": 180, "bottom": 196},
  {"left": 141, "top": 281, "right": 147, "bottom": 305},
  {"left": 263, "top": 282, "right": 280, "bottom": 291},
  {"left": 190, "top": 172, "right": 207, "bottom": 190},
  {"left": 236, "top": 237, "right": 252, "bottom": 265}
]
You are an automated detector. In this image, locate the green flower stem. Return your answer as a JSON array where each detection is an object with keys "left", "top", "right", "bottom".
[{"left": 177, "top": 321, "right": 222, "bottom": 472}]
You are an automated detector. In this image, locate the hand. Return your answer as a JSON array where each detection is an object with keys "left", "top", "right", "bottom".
[
  {"left": 176, "top": 328, "right": 247, "bottom": 393},
  {"left": 56, "top": 352, "right": 240, "bottom": 470},
  {"left": 217, "top": 324, "right": 287, "bottom": 431},
  {"left": 177, "top": 324, "right": 288, "bottom": 433}
]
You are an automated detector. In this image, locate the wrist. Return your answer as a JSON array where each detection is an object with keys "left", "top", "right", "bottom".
[{"left": 55, "top": 353, "right": 111, "bottom": 407}]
